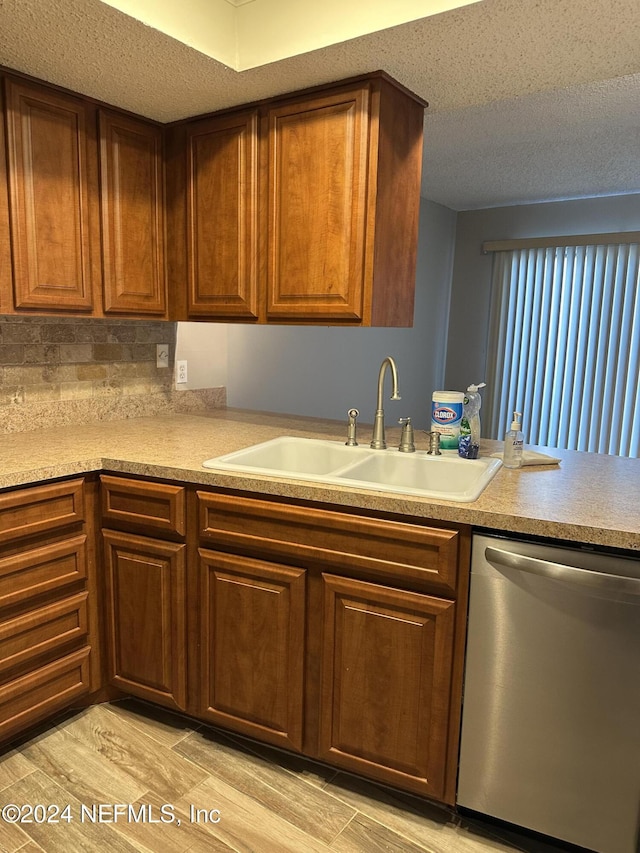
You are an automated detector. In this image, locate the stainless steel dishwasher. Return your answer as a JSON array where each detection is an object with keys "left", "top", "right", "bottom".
[{"left": 457, "top": 533, "right": 640, "bottom": 853}]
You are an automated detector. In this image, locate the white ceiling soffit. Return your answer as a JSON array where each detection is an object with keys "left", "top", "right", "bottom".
[
  {"left": 1, "top": 0, "right": 639, "bottom": 209},
  {"left": 98, "top": 0, "right": 481, "bottom": 71}
]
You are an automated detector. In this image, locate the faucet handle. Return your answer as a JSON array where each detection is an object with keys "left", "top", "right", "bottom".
[
  {"left": 398, "top": 417, "right": 415, "bottom": 453},
  {"left": 345, "top": 408, "right": 359, "bottom": 446}
]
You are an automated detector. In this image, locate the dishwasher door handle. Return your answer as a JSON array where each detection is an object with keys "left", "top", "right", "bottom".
[{"left": 485, "top": 546, "right": 640, "bottom": 600}]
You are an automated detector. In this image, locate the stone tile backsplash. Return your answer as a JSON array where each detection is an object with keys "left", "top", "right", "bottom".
[{"left": 0, "top": 317, "right": 225, "bottom": 433}]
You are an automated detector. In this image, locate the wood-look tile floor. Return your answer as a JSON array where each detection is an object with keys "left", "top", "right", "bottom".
[{"left": 0, "top": 700, "right": 571, "bottom": 853}]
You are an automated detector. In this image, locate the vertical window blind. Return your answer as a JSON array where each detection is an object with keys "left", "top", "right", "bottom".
[{"left": 484, "top": 239, "right": 640, "bottom": 457}]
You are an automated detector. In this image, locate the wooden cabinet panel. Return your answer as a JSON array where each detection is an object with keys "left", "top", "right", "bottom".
[
  {"left": 266, "top": 87, "right": 369, "bottom": 321},
  {"left": 0, "top": 476, "right": 99, "bottom": 746},
  {"left": 198, "top": 549, "right": 306, "bottom": 751},
  {"left": 171, "top": 73, "right": 424, "bottom": 326},
  {"left": 101, "top": 475, "right": 185, "bottom": 537},
  {"left": 318, "top": 573, "right": 455, "bottom": 799},
  {"left": 198, "top": 491, "right": 459, "bottom": 596},
  {"left": 103, "top": 529, "right": 186, "bottom": 710},
  {"left": 4, "top": 78, "right": 99, "bottom": 312},
  {"left": 185, "top": 110, "right": 259, "bottom": 319},
  {"left": 0, "top": 591, "right": 88, "bottom": 675},
  {"left": 0, "top": 84, "right": 12, "bottom": 313},
  {"left": 0, "top": 479, "right": 85, "bottom": 545},
  {"left": 99, "top": 110, "right": 167, "bottom": 315},
  {"left": 0, "top": 535, "right": 87, "bottom": 610},
  {"left": 0, "top": 647, "right": 91, "bottom": 742}
]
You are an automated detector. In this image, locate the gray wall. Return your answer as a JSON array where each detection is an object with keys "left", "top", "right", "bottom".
[
  {"left": 445, "top": 193, "right": 640, "bottom": 411},
  {"left": 225, "top": 198, "right": 457, "bottom": 429}
]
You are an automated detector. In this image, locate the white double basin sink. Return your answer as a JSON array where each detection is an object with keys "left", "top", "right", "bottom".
[{"left": 203, "top": 436, "right": 502, "bottom": 502}]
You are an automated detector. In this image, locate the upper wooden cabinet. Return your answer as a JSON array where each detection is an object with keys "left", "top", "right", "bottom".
[
  {"left": 3, "top": 77, "right": 101, "bottom": 313},
  {"left": 98, "top": 110, "right": 167, "bottom": 316},
  {"left": 0, "top": 85, "right": 12, "bottom": 314},
  {"left": 266, "top": 78, "right": 424, "bottom": 325},
  {"left": 0, "top": 69, "right": 425, "bottom": 324},
  {"left": 0, "top": 76, "right": 167, "bottom": 318},
  {"left": 169, "top": 73, "right": 426, "bottom": 326},
  {"left": 181, "top": 110, "right": 259, "bottom": 320}
]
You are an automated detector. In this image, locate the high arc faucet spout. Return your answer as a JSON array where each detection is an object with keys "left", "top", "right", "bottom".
[{"left": 370, "top": 356, "right": 401, "bottom": 449}]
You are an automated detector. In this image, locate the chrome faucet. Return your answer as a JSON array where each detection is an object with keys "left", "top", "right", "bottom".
[{"left": 370, "top": 356, "right": 401, "bottom": 449}]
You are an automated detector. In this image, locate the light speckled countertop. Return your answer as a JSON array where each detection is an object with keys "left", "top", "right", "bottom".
[{"left": 2, "top": 408, "right": 638, "bottom": 552}]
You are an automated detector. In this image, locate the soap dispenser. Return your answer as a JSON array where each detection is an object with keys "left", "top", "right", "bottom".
[
  {"left": 459, "top": 382, "right": 486, "bottom": 459},
  {"left": 461, "top": 383, "right": 486, "bottom": 446},
  {"left": 503, "top": 412, "right": 524, "bottom": 468}
]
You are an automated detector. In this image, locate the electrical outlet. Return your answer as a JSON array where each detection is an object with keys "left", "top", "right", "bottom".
[
  {"left": 156, "top": 344, "right": 169, "bottom": 369},
  {"left": 176, "top": 360, "right": 188, "bottom": 384}
]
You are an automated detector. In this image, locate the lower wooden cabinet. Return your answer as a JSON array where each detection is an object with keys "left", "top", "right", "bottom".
[
  {"left": 198, "top": 549, "right": 306, "bottom": 751},
  {"left": 196, "top": 488, "right": 469, "bottom": 804},
  {"left": 0, "top": 478, "right": 97, "bottom": 743},
  {"left": 95, "top": 476, "right": 469, "bottom": 806},
  {"left": 318, "top": 573, "right": 455, "bottom": 799},
  {"left": 0, "top": 647, "right": 91, "bottom": 742},
  {"left": 103, "top": 529, "right": 186, "bottom": 711}
]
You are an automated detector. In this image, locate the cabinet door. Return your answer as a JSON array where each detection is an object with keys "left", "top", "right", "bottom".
[
  {"left": 186, "top": 110, "right": 259, "bottom": 319},
  {"left": 198, "top": 549, "right": 305, "bottom": 751},
  {"left": 319, "top": 573, "right": 455, "bottom": 800},
  {"left": 266, "top": 86, "right": 369, "bottom": 322},
  {"left": 4, "top": 78, "right": 99, "bottom": 312},
  {"left": 99, "top": 110, "right": 166, "bottom": 315},
  {"left": 103, "top": 530, "right": 186, "bottom": 710},
  {"left": 0, "top": 84, "right": 12, "bottom": 312}
]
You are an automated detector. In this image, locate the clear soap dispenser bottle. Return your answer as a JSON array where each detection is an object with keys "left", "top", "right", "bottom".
[{"left": 503, "top": 411, "right": 524, "bottom": 468}]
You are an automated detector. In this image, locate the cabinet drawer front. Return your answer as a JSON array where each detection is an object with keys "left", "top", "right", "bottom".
[
  {"left": 101, "top": 476, "right": 186, "bottom": 537},
  {"left": 0, "top": 480, "right": 85, "bottom": 544},
  {"left": 0, "top": 535, "right": 87, "bottom": 609},
  {"left": 0, "top": 647, "right": 91, "bottom": 743},
  {"left": 0, "top": 591, "right": 88, "bottom": 675},
  {"left": 198, "top": 492, "right": 459, "bottom": 596}
]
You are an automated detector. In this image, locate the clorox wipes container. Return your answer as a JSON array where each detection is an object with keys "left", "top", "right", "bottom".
[{"left": 431, "top": 391, "right": 465, "bottom": 450}]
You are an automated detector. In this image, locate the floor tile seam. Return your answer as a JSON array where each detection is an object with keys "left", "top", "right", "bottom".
[
  {"left": 321, "top": 772, "right": 462, "bottom": 835},
  {"left": 0, "top": 763, "right": 38, "bottom": 796},
  {"left": 0, "top": 804, "right": 33, "bottom": 853},
  {"left": 340, "top": 808, "right": 444, "bottom": 853},
  {"left": 15, "top": 840, "right": 42, "bottom": 853},
  {"left": 6, "top": 769, "right": 155, "bottom": 852},
  {"left": 22, "top": 759, "right": 150, "bottom": 817},
  {"left": 105, "top": 790, "right": 232, "bottom": 853},
  {"left": 171, "top": 738, "right": 358, "bottom": 844},
  {"left": 219, "top": 728, "right": 342, "bottom": 791},
  {"left": 169, "top": 729, "right": 312, "bottom": 793},
  {"left": 170, "top": 739, "right": 359, "bottom": 845},
  {"left": 317, "top": 778, "right": 459, "bottom": 853},
  {"left": 24, "top": 730, "right": 151, "bottom": 803},
  {"left": 101, "top": 701, "right": 202, "bottom": 750},
  {"left": 170, "top": 767, "right": 340, "bottom": 852},
  {"left": 58, "top": 707, "right": 211, "bottom": 799},
  {"left": 455, "top": 819, "right": 530, "bottom": 853},
  {"left": 326, "top": 809, "right": 359, "bottom": 847}
]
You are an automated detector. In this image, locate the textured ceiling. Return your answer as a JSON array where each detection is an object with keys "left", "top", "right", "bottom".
[{"left": 1, "top": 0, "right": 639, "bottom": 209}]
